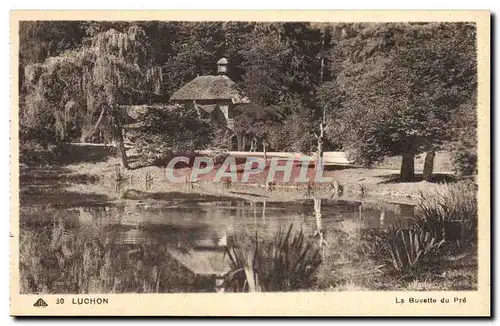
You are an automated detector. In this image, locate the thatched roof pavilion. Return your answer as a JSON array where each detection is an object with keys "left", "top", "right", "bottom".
[
  {"left": 169, "top": 58, "right": 249, "bottom": 136},
  {"left": 170, "top": 75, "right": 249, "bottom": 104}
]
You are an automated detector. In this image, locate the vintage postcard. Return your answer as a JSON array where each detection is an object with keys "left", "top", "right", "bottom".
[{"left": 10, "top": 10, "right": 490, "bottom": 316}]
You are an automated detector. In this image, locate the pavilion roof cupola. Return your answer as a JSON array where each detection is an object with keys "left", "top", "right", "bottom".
[{"left": 217, "top": 57, "right": 228, "bottom": 75}]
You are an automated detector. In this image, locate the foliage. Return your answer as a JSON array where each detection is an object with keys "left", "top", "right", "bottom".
[
  {"left": 383, "top": 182, "right": 477, "bottom": 274},
  {"left": 282, "top": 109, "right": 318, "bottom": 153},
  {"left": 324, "top": 23, "right": 477, "bottom": 178},
  {"left": 240, "top": 25, "right": 295, "bottom": 106},
  {"left": 418, "top": 182, "right": 478, "bottom": 246},
  {"left": 19, "top": 21, "right": 477, "bottom": 171},
  {"left": 234, "top": 103, "right": 282, "bottom": 141},
  {"left": 161, "top": 22, "right": 220, "bottom": 96},
  {"left": 234, "top": 100, "right": 319, "bottom": 152},
  {"left": 447, "top": 102, "right": 478, "bottom": 177},
  {"left": 131, "top": 105, "right": 215, "bottom": 166},
  {"left": 22, "top": 25, "right": 162, "bottom": 144},
  {"left": 161, "top": 21, "right": 255, "bottom": 97},
  {"left": 384, "top": 222, "right": 445, "bottom": 274},
  {"left": 19, "top": 21, "right": 86, "bottom": 66},
  {"left": 234, "top": 23, "right": 335, "bottom": 152},
  {"left": 223, "top": 224, "right": 322, "bottom": 292}
]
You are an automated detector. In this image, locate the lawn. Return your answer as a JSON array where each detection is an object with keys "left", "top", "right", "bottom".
[{"left": 20, "top": 144, "right": 457, "bottom": 207}]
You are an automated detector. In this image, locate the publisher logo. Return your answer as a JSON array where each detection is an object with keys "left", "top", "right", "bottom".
[{"left": 33, "top": 298, "right": 48, "bottom": 307}]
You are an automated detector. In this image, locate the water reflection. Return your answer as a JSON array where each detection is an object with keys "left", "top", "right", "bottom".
[
  {"left": 313, "top": 198, "right": 327, "bottom": 258},
  {"left": 20, "top": 196, "right": 416, "bottom": 294}
]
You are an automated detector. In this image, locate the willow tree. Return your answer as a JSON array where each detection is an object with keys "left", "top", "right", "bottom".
[{"left": 23, "top": 25, "right": 162, "bottom": 168}]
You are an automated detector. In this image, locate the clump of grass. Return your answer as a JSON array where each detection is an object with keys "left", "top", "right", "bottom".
[
  {"left": 384, "top": 221, "right": 445, "bottom": 274},
  {"left": 223, "top": 224, "right": 322, "bottom": 292},
  {"left": 144, "top": 171, "right": 154, "bottom": 190},
  {"left": 114, "top": 166, "right": 126, "bottom": 182},
  {"left": 383, "top": 182, "right": 477, "bottom": 275},
  {"left": 418, "top": 182, "right": 477, "bottom": 246}
]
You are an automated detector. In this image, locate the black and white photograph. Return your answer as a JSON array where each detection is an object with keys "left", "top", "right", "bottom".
[{"left": 9, "top": 10, "right": 490, "bottom": 317}]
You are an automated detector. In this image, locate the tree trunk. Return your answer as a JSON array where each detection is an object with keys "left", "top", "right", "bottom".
[
  {"left": 112, "top": 113, "right": 128, "bottom": 169},
  {"left": 80, "top": 106, "right": 107, "bottom": 143},
  {"left": 422, "top": 151, "right": 435, "bottom": 182},
  {"left": 91, "top": 106, "right": 107, "bottom": 137},
  {"left": 314, "top": 198, "right": 322, "bottom": 231},
  {"left": 317, "top": 138, "right": 323, "bottom": 160},
  {"left": 236, "top": 133, "right": 242, "bottom": 151},
  {"left": 115, "top": 130, "right": 128, "bottom": 169},
  {"left": 262, "top": 200, "right": 266, "bottom": 222},
  {"left": 105, "top": 86, "right": 128, "bottom": 169},
  {"left": 379, "top": 209, "right": 386, "bottom": 228},
  {"left": 400, "top": 153, "right": 415, "bottom": 182},
  {"left": 319, "top": 29, "right": 325, "bottom": 84},
  {"left": 314, "top": 109, "right": 326, "bottom": 180}
]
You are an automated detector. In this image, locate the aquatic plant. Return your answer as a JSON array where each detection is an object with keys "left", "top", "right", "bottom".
[
  {"left": 384, "top": 222, "right": 445, "bottom": 274},
  {"left": 144, "top": 171, "right": 154, "bottom": 190},
  {"left": 114, "top": 165, "right": 126, "bottom": 182},
  {"left": 381, "top": 182, "right": 478, "bottom": 275},
  {"left": 418, "top": 182, "right": 477, "bottom": 246},
  {"left": 223, "top": 224, "right": 322, "bottom": 292}
]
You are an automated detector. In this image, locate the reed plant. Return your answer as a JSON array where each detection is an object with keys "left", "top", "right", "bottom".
[
  {"left": 385, "top": 222, "right": 445, "bottom": 273},
  {"left": 223, "top": 224, "right": 322, "bottom": 292},
  {"left": 418, "top": 182, "right": 477, "bottom": 246},
  {"left": 383, "top": 182, "right": 477, "bottom": 274}
]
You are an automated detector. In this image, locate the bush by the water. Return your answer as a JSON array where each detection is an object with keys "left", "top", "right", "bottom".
[
  {"left": 382, "top": 182, "right": 477, "bottom": 275},
  {"left": 223, "top": 225, "right": 322, "bottom": 292},
  {"left": 419, "top": 182, "right": 477, "bottom": 246},
  {"left": 384, "top": 222, "right": 445, "bottom": 274}
]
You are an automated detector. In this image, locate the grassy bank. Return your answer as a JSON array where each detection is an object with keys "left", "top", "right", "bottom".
[
  {"left": 20, "top": 145, "right": 457, "bottom": 207},
  {"left": 219, "top": 182, "right": 477, "bottom": 292},
  {"left": 317, "top": 182, "right": 478, "bottom": 291}
]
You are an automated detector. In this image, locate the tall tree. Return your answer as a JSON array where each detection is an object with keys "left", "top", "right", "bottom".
[
  {"left": 326, "top": 23, "right": 476, "bottom": 181},
  {"left": 19, "top": 21, "right": 86, "bottom": 65},
  {"left": 237, "top": 22, "right": 334, "bottom": 153},
  {"left": 23, "top": 25, "right": 162, "bottom": 168},
  {"left": 19, "top": 21, "right": 86, "bottom": 98}
]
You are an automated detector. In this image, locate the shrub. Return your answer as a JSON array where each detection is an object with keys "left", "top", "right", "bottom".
[
  {"left": 20, "top": 140, "right": 67, "bottom": 165},
  {"left": 451, "top": 150, "right": 477, "bottom": 178},
  {"left": 448, "top": 102, "right": 477, "bottom": 178},
  {"left": 384, "top": 222, "right": 445, "bottom": 274},
  {"left": 131, "top": 105, "right": 215, "bottom": 166},
  {"left": 223, "top": 224, "right": 322, "bottom": 292},
  {"left": 383, "top": 182, "right": 478, "bottom": 274},
  {"left": 209, "top": 149, "right": 229, "bottom": 165},
  {"left": 418, "top": 182, "right": 477, "bottom": 246},
  {"left": 134, "top": 139, "right": 174, "bottom": 166}
]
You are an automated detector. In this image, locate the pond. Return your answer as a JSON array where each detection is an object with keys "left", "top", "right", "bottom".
[{"left": 19, "top": 195, "right": 416, "bottom": 294}]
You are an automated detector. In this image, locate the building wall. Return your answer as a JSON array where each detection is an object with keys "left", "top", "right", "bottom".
[{"left": 172, "top": 99, "right": 235, "bottom": 130}]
